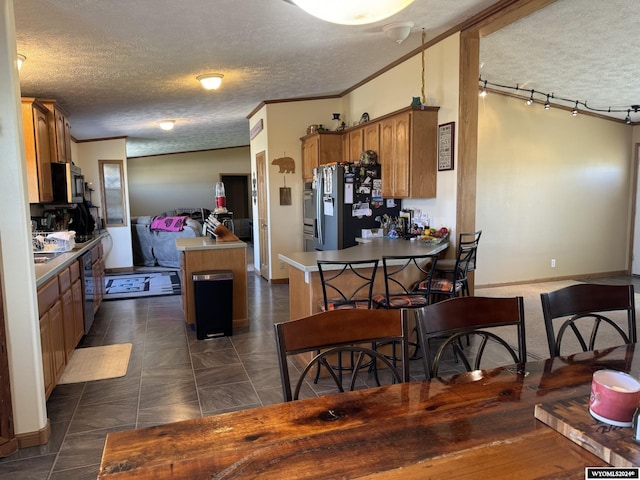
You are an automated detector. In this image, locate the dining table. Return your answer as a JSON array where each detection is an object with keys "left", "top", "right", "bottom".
[{"left": 98, "top": 344, "right": 640, "bottom": 479}]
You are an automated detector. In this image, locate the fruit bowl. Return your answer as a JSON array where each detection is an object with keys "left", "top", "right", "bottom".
[{"left": 419, "top": 232, "right": 449, "bottom": 246}]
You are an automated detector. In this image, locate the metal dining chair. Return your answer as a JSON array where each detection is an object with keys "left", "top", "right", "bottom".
[
  {"left": 416, "top": 296, "right": 526, "bottom": 380},
  {"left": 275, "top": 309, "right": 410, "bottom": 401},
  {"left": 540, "top": 283, "right": 636, "bottom": 357},
  {"left": 317, "top": 259, "right": 379, "bottom": 310}
]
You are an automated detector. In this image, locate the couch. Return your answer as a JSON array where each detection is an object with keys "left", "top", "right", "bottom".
[{"left": 131, "top": 208, "right": 210, "bottom": 268}]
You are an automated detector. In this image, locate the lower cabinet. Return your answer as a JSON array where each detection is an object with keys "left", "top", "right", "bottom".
[{"left": 37, "top": 259, "right": 85, "bottom": 399}]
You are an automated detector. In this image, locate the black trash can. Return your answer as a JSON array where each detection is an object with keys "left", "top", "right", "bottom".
[{"left": 192, "top": 270, "right": 233, "bottom": 339}]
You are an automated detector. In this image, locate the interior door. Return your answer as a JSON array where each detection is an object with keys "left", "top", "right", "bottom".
[{"left": 256, "top": 152, "right": 269, "bottom": 280}]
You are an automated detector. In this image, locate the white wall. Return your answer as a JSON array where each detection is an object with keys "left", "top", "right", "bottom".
[
  {"left": 127, "top": 147, "right": 251, "bottom": 216},
  {"left": 476, "top": 92, "right": 633, "bottom": 285},
  {"left": 75, "top": 139, "right": 133, "bottom": 269},
  {"left": 0, "top": 0, "right": 48, "bottom": 437}
]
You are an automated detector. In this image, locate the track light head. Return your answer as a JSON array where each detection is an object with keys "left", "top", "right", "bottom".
[
  {"left": 525, "top": 90, "right": 534, "bottom": 106},
  {"left": 625, "top": 110, "right": 632, "bottom": 125},
  {"left": 571, "top": 101, "right": 579, "bottom": 116}
]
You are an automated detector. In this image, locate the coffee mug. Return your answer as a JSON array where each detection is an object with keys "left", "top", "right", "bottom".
[{"left": 589, "top": 370, "right": 640, "bottom": 426}]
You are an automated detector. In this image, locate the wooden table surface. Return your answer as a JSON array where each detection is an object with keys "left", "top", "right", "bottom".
[{"left": 98, "top": 345, "right": 640, "bottom": 479}]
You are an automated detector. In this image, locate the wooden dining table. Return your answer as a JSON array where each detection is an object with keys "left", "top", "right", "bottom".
[{"left": 98, "top": 344, "right": 640, "bottom": 479}]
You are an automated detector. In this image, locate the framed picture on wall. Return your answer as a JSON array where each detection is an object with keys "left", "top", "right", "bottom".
[{"left": 438, "top": 122, "right": 455, "bottom": 171}]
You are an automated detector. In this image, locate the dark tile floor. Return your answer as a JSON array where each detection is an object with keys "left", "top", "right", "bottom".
[{"left": 1, "top": 271, "right": 638, "bottom": 479}]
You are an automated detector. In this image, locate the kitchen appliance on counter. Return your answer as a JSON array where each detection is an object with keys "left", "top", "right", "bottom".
[
  {"left": 51, "top": 163, "right": 84, "bottom": 204},
  {"left": 212, "top": 211, "right": 234, "bottom": 233},
  {"left": 313, "top": 163, "right": 401, "bottom": 251}
]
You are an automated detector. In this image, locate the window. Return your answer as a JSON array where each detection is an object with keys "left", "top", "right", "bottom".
[{"left": 99, "top": 160, "right": 126, "bottom": 227}]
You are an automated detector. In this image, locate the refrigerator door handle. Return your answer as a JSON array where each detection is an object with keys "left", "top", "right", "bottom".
[{"left": 316, "top": 174, "right": 323, "bottom": 246}]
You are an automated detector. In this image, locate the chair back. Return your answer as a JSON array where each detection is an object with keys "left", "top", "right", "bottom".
[
  {"left": 317, "top": 259, "right": 379, "bottom": 310},
  {"left": 416, "top": 296, "right": 526, "bottom": 380},
  {"left": 275, "top": 309, "right": 410, "bottom": 401},
  {"left": 540, "top": 283, "right": 636, "bottom": 357},
  {"left": 374, "top": 254, "right": 439, "bottom": 309},
  {"left": 453, "top": 230, "right": 482, "bottom": 279}
]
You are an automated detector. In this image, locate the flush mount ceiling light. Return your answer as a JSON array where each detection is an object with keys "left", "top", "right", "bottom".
[
  {"left": 383, "top": 21, "right": 413, "bottom": 44},
  {"left": 159, "top": 120, "right": 175, "bottom": 131},
  {"left": 17, "top": 53, "right": 26, "bottom": 70},
  {"left": 197, "top": 73, "right": 224, "bottom": 90},
  {"left": 291, "top": 0, "right": 415, "bottom": 25}
]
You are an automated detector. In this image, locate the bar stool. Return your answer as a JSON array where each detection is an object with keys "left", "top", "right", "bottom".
[
  {"left": 315, "top": 259, "right": 379, "bottom": 383},
  {"left": 372, "top": 254, "right": 439, "bottom": 361},
  {"left": 429, "top": 230, "right": 482, "bottom": 298},
  {"left": 317, "top": 259, "right": 379, "bottom": 311}
]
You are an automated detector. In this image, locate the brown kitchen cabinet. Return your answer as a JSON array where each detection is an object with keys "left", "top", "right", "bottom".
[
  {"left": 342, "top": 122, "right": 380, "bottom": 163},
  {"left": 21, "top": 98, "right": 54, "bottom": 203},
  {"left": 378, "top": 106, "right": 439, "bottom": 199},
  {"left": 301, "top": 132, "right": 342, "bottom": 181},
  {"left": 41, "top": 101, "right": 73, "bottom": 164},
  {"left": 61, "top": 262, "right": 84, "bottom": 362}
]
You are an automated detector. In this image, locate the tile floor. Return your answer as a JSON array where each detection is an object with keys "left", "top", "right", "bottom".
[{"left": 0, "top": 271, "right": 638, "bottom": 479}]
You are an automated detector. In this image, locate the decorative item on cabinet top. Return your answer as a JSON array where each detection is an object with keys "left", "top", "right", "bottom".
[{"left": 272, "top": 156, "right": 295, "bottom": 174}]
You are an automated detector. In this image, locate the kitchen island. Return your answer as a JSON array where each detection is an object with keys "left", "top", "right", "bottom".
[
  {"left": 176, "top": 237, "right": 248, "bottom": 329},
  {"left": 278, "top": 238, "right": 448, "bottom": 320}
]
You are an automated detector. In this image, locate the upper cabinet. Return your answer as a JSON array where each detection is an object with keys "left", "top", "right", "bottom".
[
  {"left": 300, "top": 132, "right": 342, "bottom": 181},
  {"left": 301, "top": 106, "right": 439, "bottom": 198},
  {"left": 41, "top": 101, "right": 73, "bottom": 164},
  {"left": 378, "top": 107, "right": 439, "bottom": 199},
  {"left": 22, "top": 98, "right": 54, "bottom": 203}
]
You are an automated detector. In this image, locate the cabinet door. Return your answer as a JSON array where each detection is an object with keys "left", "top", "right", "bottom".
[
  {"left": 63, "top": 115, "right": 73, "bottom": 164},
  {"left": 393, "top": 112, "right": 411, "bottom": 198},
  {"left": 49, "top": 300, "right": 66, "bottom": 383},
  {"left": 54, "top": 109, "right": 67, "bottom": 163},
  {"left": 302, "top": 136, "right": 319, "bottom": 181},
  {"left": 379, "top": 118, "right": 395, "bottom": 198},
  {"left": 40, "top": 312, "right": 54, "bottom": 398},
  {"left": 34, "top": 106, "right": 54, "bottom": 203},
  {"left": 363, "top": 123, "right": 380, "bottom": 153},
  {"left": 347, "top": 128, "right": 363, "bottom": 163}
]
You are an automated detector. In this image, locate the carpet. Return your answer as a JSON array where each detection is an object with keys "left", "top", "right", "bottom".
[
  {"left": 58, "top": 343, "right": 132, "bottom": 384},
  {"left": 104, "top": 271, "right": 181, "bottom": 300},
  {"left": 476, "top": 280, "right": 640, "bottom": 361}
]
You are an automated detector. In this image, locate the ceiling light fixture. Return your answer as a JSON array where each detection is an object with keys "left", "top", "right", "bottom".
[
  {"left": 525, "top": 90, "right": 534, "bottom": 106},
  {"left": 17, "top": 53, "right": 26, "bottom": 70},
  {"left": 571, "top": 102, "right": 579, "bottom": 116},
  {"left": 625, "top": 110, "right": 632, "bottom": 125},
  {"left": 291, "top": 0, "right": 415, "bottom": 25},
  {"left": 383, "top": 21, "right": 413, "bottom": 44},
  {"left": 159, "top": 120, "right": 175, "bottom": 131},
  {"left": 479, "top": 80, "right": 487, "bottom": 98},
  {"left": 544, "top": 94, "right": 551, "bottom": 110},
  {"left": 197, "top": 73, "right": 224, "bottom": 90}
]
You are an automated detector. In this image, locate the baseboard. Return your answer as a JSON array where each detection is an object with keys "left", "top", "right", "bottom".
[
  {"left": 270, "top": 278, "right": 289, "bottom": 285},
  {"left": 476, "top": 270, "right": 629, "bottom": 290},
  {"left": 16, "top": 419, "right": 50, "bottom": 448}
]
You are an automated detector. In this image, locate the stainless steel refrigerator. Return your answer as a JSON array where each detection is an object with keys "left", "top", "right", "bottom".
[{"left": 313, "top": 163, "right": 401, "bottom": 250}]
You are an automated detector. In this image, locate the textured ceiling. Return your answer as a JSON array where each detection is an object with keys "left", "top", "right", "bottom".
[
  {"left": 13, "top": 0, "right": 638, "bottom": 158},
  {"left": 480, "top": 0, "right": 640, "bottom": 122}
]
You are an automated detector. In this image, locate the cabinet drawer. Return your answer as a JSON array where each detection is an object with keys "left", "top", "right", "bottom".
[
  {"left": 38, "top": 277, "right": 59, "bottom": 312},
  {"left": 69, "top": 261, "right": 80, "bottom": 282},
  {"left": 58, "top": 267, "right": 71, "bottom": 292}
]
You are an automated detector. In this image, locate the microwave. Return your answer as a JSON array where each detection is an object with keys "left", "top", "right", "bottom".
[{"left": 51, "top": 163, "right": 85, "bottom": 203}]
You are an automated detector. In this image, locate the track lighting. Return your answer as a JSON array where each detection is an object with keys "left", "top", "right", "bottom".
[{"left": 479, "top": 76, "right": 637, "bottom": 124}]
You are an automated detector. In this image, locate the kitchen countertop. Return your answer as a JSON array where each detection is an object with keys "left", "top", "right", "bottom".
[
  {"left": 34, "top": 233, "right": 107, "bottom": 287},
  {"left": 278, "top": 237, "right": 449, "bottom": 273},
  {"left": 175, "top": 237, "right": 246, "bottom": 251}
]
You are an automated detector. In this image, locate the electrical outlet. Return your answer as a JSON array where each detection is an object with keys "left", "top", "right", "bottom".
[{"left": 551, "top": 259, "right": 556, "bottom": 268}]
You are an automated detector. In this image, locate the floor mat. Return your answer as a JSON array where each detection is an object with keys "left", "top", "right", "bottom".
[
  {"left": 58, "top": 343, "right": 132, "bottom": 384},
  {"left": 103, "top": 271, "right": 181, "bottom": 300}
]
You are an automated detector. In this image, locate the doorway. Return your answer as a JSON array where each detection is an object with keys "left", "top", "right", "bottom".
[
  {"left": 256, "top": 152, "right": 269, "bottom": 280},
  {"left": 220, "top": 174, "right": 251, "bottom": 241}
]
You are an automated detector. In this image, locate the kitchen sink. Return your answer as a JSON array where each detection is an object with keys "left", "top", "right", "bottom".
[{"left": 33, "top": 251, "right": 62, "bottom": 264}]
